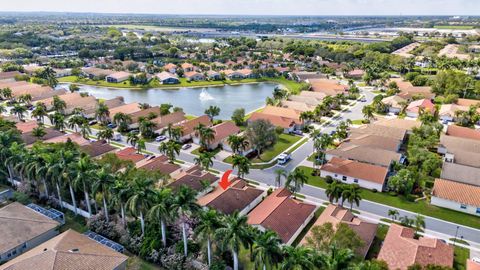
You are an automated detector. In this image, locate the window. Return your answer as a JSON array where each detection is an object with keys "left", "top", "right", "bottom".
[
  {"left": 476, "top": 208, "right": 480, "bottom": 214},
  {"left": 342, "top": 176, "right": 347, "bottom": 181},
  {"left": 460, "top": 204, "right": 467, "bottom": 209},
  {"left": 354, "top": 179, "right": 359, "bottom": 183},
  {"left": 334, "top": 174, "right": 338, "bottom": 177}
]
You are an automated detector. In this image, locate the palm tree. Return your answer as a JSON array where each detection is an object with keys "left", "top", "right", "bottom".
[
  {"left": 31, "top": 126, "right": 46, "bottom": 139},
  {"left": 0, "top": 104, "right": 6, "bottom": 115},
  {"left": 194, "top": 124, "right": 216, "bottom": 150},
  {"left": 274, "top": 168, "right": 287, "bottom": 187},
  {"left": 92, "top": 165, "right": 115, "bottom": 222},
  {"left": 148, "top": 188, "right": 173, "bottom": 247},
  {"left": 39, "top": 66, "right": 58, "bottom": 87},
  {"left": 280, "top": 245, "right": 315, "bottom": 270},
  {"left": 113, "top": 112, "right": 132, "bottom": 132},
  {"left": 1, "top": 87, "right": 13, "bottom": 100},
  {"left": 362, "top": 105, "right": 375, "bottom": 122},
  {"left": 19, "top": 94, "right": 32, "bottom": 106},
  {"left": 68, "top": 115, "right": 84, "bottom": 132},
  {"left": 171, "top": 186, "right": 200, "bottom": 257},
  {"left": 205, "top": 105, "right": 221, "bottom": 122},
  {"left": 79, "top": 120, "right": 92, "bottom": 139},
  {"left": 49, "top": 149, "right": 79, "bottom": 214},
  {"left": 158, "top": 141, "right": 181, "bottom": 163},
  {"left": 216, "top": 211, "right": 250, "bottom": 270},
  {"left": 227, "top": 135, "right": 249, "bottom": 155},
  {"left": 325, "top": 181, "right": 344, "bottom": 204},
  {"left": 388, "top": 209, "right": 399, "bottom": 222},
  {"left": 126, "top": 176, "right": 156, "bottom": 235},
  {"left": 11, "top": 104, "right": 27, "bottom": 121},
  {"left": 194, "top": 152, "right": 215, "bottom": 171},
  {"left": 341, "top": 184, "right": 362, "bottom": 210},
  {"left": 231, "top": 154, "right": 251, "bottom": 179},
  {"left": 253, "top": 230, "right": 282, "bottom": 270},
  {"left": 126, "top": 133, "right": 139, "bottom": 148},
  {"left": 136, "top": 138, "right": 146, "bottom": 154},
  {"left": 32, "top": 102, "right": 48, "bottom": 123},
  {"left": 52, "top": 95, "right": 66, "bottom": 114},
  {"left": 413, "top": 214, "right": 425, "bottom": 235},
  {"left": 139, "top": 118, "right": 156, "bottom": 138},
  {"left": 316, "top": 245, "right": 355, "bottom": 270},
  {"left": 285, "top": 168, "right": 308, "bottom": 196},
  {"left": 111, "top": 172, "right": 132, "bottom": 227},
  {"left": 97, "top": 127, "right": 114, "bottom": 143},
  {"left": 195, "top": 208, "right": 222, "bottom": 267},
  {"left": 71, "top": 155, "right": 96, "bottom": 216},
  {"left": 95, "top": 102, "right": 110, "bottom": 125},
  {"left": 49, "top": 112, "right": 66, "bottom": 131}
]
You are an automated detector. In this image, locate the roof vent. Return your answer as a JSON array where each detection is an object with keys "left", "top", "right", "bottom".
[{"left": 69, "top": 248, "right": 80, "bottom": 253}]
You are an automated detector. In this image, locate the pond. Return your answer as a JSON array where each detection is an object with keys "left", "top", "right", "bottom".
[{"left": 56, "top": 83, "right": 277, "bottom": 119}]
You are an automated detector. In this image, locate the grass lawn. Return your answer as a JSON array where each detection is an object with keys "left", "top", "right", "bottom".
[
  {"left": 299, "top": 166, "right": 480, "bottom": 229},
  {"left": 434, "top": 25, "right": 475, "bottom": 30},
  {"left": 350, "top": 119, "right": 365, "bottom": 125},
  {"left": 59, "top": 76, "right": 141, "bottom": 89},
  {"left": 60, "top": 211, "right": 88, "bottom": 233},
  {"left": 454, "top": 246, "right": 470, "bottom": 270},
  {"left": 191, "top": 146, "right": 221, "bottom": 156},
  {"left": 185, "top": 115, "right": 197, "bottom": 120},
  {"left": 127, "top": 256, "right": 161, "bottom": 270},
  {"left": 251, "top": 134, "right": 301, "bottom": 163},
  {"left": 366, "top": 224, "right": 389, "bottom": 259},
  {"left": 291, "top": 207, "right": 326, "bottom": 246}
]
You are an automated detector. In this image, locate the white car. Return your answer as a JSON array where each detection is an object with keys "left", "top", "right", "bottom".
[
  {"left": 181, "top": 144, "right": 192, "bottom": 150},
  {"left": 277, "top": 152, "right": 291, "bottom": 165},
  {"left": 155, "top": 135, "right": 167, "bottom": 142}
]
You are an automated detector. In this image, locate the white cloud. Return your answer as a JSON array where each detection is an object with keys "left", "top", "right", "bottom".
[{"left": 2, "top": 0, "right": 479, "bottom": 15}]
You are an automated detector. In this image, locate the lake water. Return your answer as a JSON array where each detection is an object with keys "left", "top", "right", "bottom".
[{"left": 57, "top": 83, "right": 276, "bottom": 119}]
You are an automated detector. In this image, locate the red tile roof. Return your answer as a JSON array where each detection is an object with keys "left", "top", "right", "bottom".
[
  {"left": 115, "top": 147, "right": 145, "bottom": 163},
  {"left": 247, "top": 188, "right": 316, "bottom": 243},
  {"left": 321, "top": 157, "right": 388, "bottom": 185},
  {"left": 211, "top": 121, "right": 241, "bottom": 145},
  {"left": 168, "top": 165, "right": 218, "bottom": 192},
  {"left": 433, "top": 178, "right": 480, "bottom": 208},
  {"left": 137, "top": 155, "right": 181, "bottom": 175},
  {"left": 15, "top": 121, "right": 38, "bottom": 133},
  {"left": 378, "top": 224, "right": 454, "bottom": 270},
  {"left": 446, "top": 125, "right": 480, "bottom": 141}
]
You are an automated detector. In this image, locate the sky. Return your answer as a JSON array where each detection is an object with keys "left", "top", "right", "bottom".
[{"left": 2, "top": 0, "right": 480, "bottom": 16}]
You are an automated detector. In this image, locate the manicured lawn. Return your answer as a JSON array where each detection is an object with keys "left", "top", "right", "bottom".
[
  {"left": 127, "top": 256, "right": 161, "bottom": 270},
  {"left": 434, "top": 25, "right": 475, "bottom": 30},
  {"left": 252, "top": 134, "right": 301, "bottom": 163},
  {"left": 454, "top": 246, "right": 470, "bottom": 270},
  {"left": 191, "top": 146, "right": 221, "bottom": 156},
  {"left": 366, "top": 224, "right": 389, "bottom": 259},
  {"left": 59, "top": 76, "right": 141, "bottom": 88},
  {"left": 185, "top": 115, "right": 197, "bottom": 120},
  {"left": 299, "top": 166, "right": 480, "bottom": 229},
  {"left": 350, "top": 119, "right": 365, "bottom": 125}
]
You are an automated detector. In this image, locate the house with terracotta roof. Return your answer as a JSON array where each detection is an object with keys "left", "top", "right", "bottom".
[
  {"left": 468, "top": 259, "right": 480, "bottom": 270},
  {"left": 136, "top": 155, "right": 181, "bottom": 177},
  {"left": 184, "top": 71, "right": 205, "bottom": 81},
  {"left": 80, "top": 140, "right": 117, "bottom": 158},
  {"left": 438, "top": 104, "right": 475, "bottom": 122},
  {"left": 280, "top": 100, "right": 314, "bottom": 113},
  {"left": 21, "top": 128, "right": 64, "bottom": 146},
  {"left": 406, "top": 99, "right": 435, "bottom": 118},
  {"left": 377, "top": 224, "right": 454, "bottom": 270},
  {"left": 106, "top": 71, "right": 132, "bottom": 83},
  {"left": 115, "top": 147, "right": 146, "bottom": 164},
  {"left": 309, "top": 79, "right": 348, "bottom": 96},
  {"left": 389, "top": 78, "right": 435, "bottom": 100},
  {"left": 175, "top": 115, "right": 212, "bottom": 143},
  {"left": 198, "top": 178, "right": 264, "bottom": 215},
  {"left": 345, "top": 69, "right": 364, "bottom": 79},
  {"left": 42, "top": 133, "right": 90, "bottom": 146},
  {"left": 320, "top": 157, "right": 388, "bottom": 191},
  {"left": 381, "top": 95, "right": 407, "bottom": 114},
  {"left": 456, "top": 98, "right": 480, "bottom": 107},
  {"left": 0, "top": 202, "right": 60, "bottom": 263},
  {"left": 163, "top": 63, "right": 177, "bottom": 73},
  {"left": 82, "top": 67, "right": 115, "bottom": 80},
  {"left": 193, "top": 121, "right": 241, "bottom": 150},
  {"left": 350, "top": 124, "right": 407, "bottom": 142},
  {"left": 0, "top": 229, "right": 128, "bottom": 270},
  {"left": 343, "top": 133, "right": 402, "bottom": 152},
  {"left": 301, "top": 204, "right": 377, "bottom": 258},
  {"left": 248, "top": 105, "right": 304, "bottom": 133},
  {"left": 15, "top": 121, "right": 38, "bottom": 134},
  {"left": 432, "top": 178, "right": 480, "bottom": 216},
  {"left": 108, "top": 102, "right": 141, "bottom": 119},
  {"left": 223, "top": 69, "right": 246, "bottom": 80},
  {"left": 446, "top": 125, "right": 480, "bottom": 141},
  {"left": 37, "top": 93, "right": 97, "bottom": 115},
  {"left": 326, "top": 143, "right": 402, "bottom": 168},
  {"left": 181, "top": 63, "right": 194, "bottom": 72},
  {"left": 152, "top": 111, "right": 186, "bottom": 133},
  {"left": 373, "top": 118, "right": 421, "bottom": 133},
  {"left": 247, "top": 188, "right": 316, "bottom": 245},
  {"left": 288, "top": 94, "right": 323, "bottom": 107},
  {"left": 168, "top": 165, "right": 218, "bottom": 195},
  {"left": 0, "top": 71, "right": 22, "bottom": 82},
  {"left": 128, "top": 106, "right": 160, "bottom": 128},
  {"left": 207, "top": 70, "right": 221, "bottom": 80}
]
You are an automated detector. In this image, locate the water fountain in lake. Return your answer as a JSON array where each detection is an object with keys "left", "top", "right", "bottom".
[{"left": 199, "top": 88, "right": 215, "bottom": 101}]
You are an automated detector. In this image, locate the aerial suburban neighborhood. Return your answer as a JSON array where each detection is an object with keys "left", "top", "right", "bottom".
[{"left": 1, "top": 1, "right": 480, "bottom": 269}]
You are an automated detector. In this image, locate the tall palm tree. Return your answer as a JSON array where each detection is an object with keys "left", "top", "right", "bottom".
[
  {"left": 413, "top": 214, "right": 425, "bottom": 235},
  {"left": 158, "top": 141, "right": 181, "bottom": 163},
  {"left": 253, "top": 230, "right": 282, "bottom": 270},
  {"left": 205, "top": 105, "right": 221, "bottom": 122},
  {"left": 49, "top": 149, "right": 79, "bottom": 214},
  {"left": 148, "top": 188, "right": 173, "bottom": 247},
  {"left": 95, "top": 102, "right": 110, "bottom": 125},
  {"left": 127, "top": 133, "right": 139, "bottom": 148},
  {"left": 341, "top": 184, "right": 362, "bottom": 210},
  {"left": 280, "top": 245, "right": 315, "bottom": 270},
  {"left": 194, "top": 124, "right": 215, "bottom": 150},
  {"left": 31, "top": 126, "right": 46, "bottom": 139},
  {"left": 97, "top": 127, "right": 114, "bottom": 143},
  {"left": 231, "top": 154, "right": 251, "bottom": 179},
  {"left": 31, "top": 102, "right": 48, "bottom": 123},
  {"left": 194, "top": 152, "right": 215, "bottom": 171},
  {"left": 92, "top": 165, "right": 115, "bottom": 222},
  {"left": 126, "top": 176, "right": 156, "bottom": 235},
  {"left": 195, "top": 208, "right": 222, "bottom": 267},
  {"left": 68, "top": 115, "right": 84, "bottom": 132},
  {"left": 71, "top": 155, "right": 96, "bottom": 216},
  {"left": 216, "top": 211, "right": 250, "bottom": 270},
  {"left": 325, "top": 181, "right": 344, "bottom": 204},
  {"left": 171, "top": 186, "right": 200, "bottom": 257},
  {"left": 136, "top": 138, "right": 146, "bottom": 154},
  {"left": 79, "top": 120, "right": 91, "bottom": 139},
  {"left": 362, "top": 105, "right": 375, "bottom": 122},
  {"left": 39, "top": 66, "right": 58, "bottom": 87},
  {"left": 227, "top": 135, "right": 249, "bottom": 155},
  {"left": 274, "top": 168, "right": 287, "bottom": 187},
  {"left": 52, "top": 95, "right": 66, "bottom": 114},
  {"left": 1, "top": 87, "right": 13, "bottom": 100},
  {"left": 11, "top": 104, "right": 27, "bottom": 121},
  {"left": 49, "top": 112, "right": 66, "bottom": 131},
  {"left": 111, "top": 171, "right": 132, "bottom": 227},
  {"left": 285, "top": 168, "right": 308, "bottom": 196},
  {"left": 113, "top": 112, "right": 132, "bottom": 133},
  {"left": 139, "top": 118, "right": 156, "bottom": 138},
  {"left": 315, "top": 245, "right": 355, "bottom": 270}
]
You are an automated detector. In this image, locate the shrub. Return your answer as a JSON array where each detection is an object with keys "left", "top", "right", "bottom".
[
  {"left": 325, "top": 175, "right": 334, "bottom": 184},
  {"left": 372, "top": 188, "right": 378, "bottom": 193},
  {"left": 175, "top": 240, "right": 200, "bottom": 255},
  {"left": 12, "top": 191, "right": 31, "bottom": 204}
]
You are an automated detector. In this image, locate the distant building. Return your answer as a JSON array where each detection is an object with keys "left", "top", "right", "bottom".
[
  {"left": 106, "top": 71, "right": 132, "bottom": 83},
  {"left": 155, "top": 71, "right": 180, "bottom": 84}
]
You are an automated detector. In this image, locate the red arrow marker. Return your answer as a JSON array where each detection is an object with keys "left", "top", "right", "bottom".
[{"left": 219, "top": 169, "right": 233, "bottom": 190}]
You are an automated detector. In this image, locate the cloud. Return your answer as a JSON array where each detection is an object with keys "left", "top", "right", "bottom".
[{"left": 2, "top": 0, "right": 479, "bottom": 15}]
